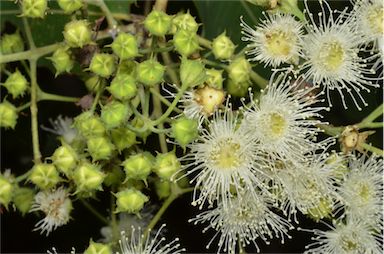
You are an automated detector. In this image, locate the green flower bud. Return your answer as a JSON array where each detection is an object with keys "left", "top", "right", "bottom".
[
  {"left": 228, "top": 57, "right": 252, "bottom": 83},
  {"left": 13, "top": 187, "right": 34, "bottom": 215},
  {"left": 21, "top": 0, "right": 47, "bottom": 18},
  {"left": 0, "top": 175, "right": 13, "bottom": 208},
  {"left": 100, "top": 101, "right": 130, "bottom": 129},
  {"left": 154, "top": 152, "right": 180, "bottom": 180},
  {"left": 180, "top": 57, "right": 207, "bottom": 87},
  {"left": 173, "top": 30, "right": 199, "bottom": 56},
  {"left": 74, "top": 112, "right": 106, "bottom": 138},
  {"left": 52, "top": 143, "right": 78, "bottom": 176},
  {"left": 73, "top": 161, "right": 104, "bottom": 192},
  {"left": 136, "top": 59, "right": 165, "bottom": 86},
  {"left": 63, "top": 20, "right": 92, "bottom": 48},
  {"left": 89, "top": 53, "right": 116, "bottom": 78},
  {"left": 116, "top": 60, "right": 136, "bottom": 76},
  {"left": 104, "top": 166, "right": 124, "bottom": 187},
  {"left": 131, "top": 117, "right": 151, "bottom": 142},
  {"left": 85, "top": 76, "right": 105, "bottom": 93},
  {"left": 29, "top": 163, "right": 60, "bottom": 189},
  {"left": 58, "top": 0, "right": 83, "bottom": 14},
  {"left": 87, "top": 136, "right": 115, "bottom": 161},
  {"left": 48, "top": 47, "right": 74, "bottom": 76},
  {"left": 212, "top": 32, "right": 236, "bottom": 60},
  {"left": 111, "top": 127, "right": 136, "bottom": 152},
  {"left": 108, "top": 74, "right": 137, "bottom": 101},
  {"left": 144, "top": 10, "right": 172, "bottom": 36},
  {"left": 115, "top": 188, "right": 148, "bottom": 213},
  {"left": 154, "top": 179, "right": 171, "bottom": 199},
  {"left": 84, "top": 240, "right": 112, "bottom": 254},
  {"left": 171, "top": 11, "right": 199, "bottom": 34},
  {"left": 226, "top": 79, "right": 250, "bottom": 97},
  {"left": 171, "top": 117, "right": 198, "bottom": 148},
  {"left": 111, "top": 33, "right": 139, "bottom": 60},
  {"left": 206, "top": 69, "right": 224, "bottom": 89},
  {"left": 122, "top": 153, "right": 153, "bottom": 182},
  {"left": 0, "top": 32, "right": 24, "bottom": 54},
  {"left": 3, "top": 70, "right": 28, "bottom": 98},
  {"left": 0, "top": 101, "right": 18, "bottom": 129}
]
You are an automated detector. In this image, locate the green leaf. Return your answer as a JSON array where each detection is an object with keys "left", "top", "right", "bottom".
[{"left": 194, "top": 0, "right": 264, "bottom": 48}]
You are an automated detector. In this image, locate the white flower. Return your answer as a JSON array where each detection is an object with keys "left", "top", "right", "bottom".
[
  {"left": 180, "top": 108, "right": 266, "bottom": 209},
  {"left": 335, "top": 154, "right": 383, "bottom": 227},
  {"left": 242, "top": 73, "right": 326, "bottom": 162},
  {"left": 303, "top": 218, "right": 382, "bottom": 254},
  {"left": 240, "top": 12, "right": 303, "bottom": 67},
  {"left": 30, "top": 187, "right": 72, "bottom": 236},
  {"left": 47, "top": 247, "right": 75, "bottom": 254},
  {"left": 190, "top": 192, "right": 292, "bottom": 253},
  {"left": 40, "top": 115, "right": 78, "bottom": 144},
  {"left": 117, "top": 224, "right": 185, "bottom": 254},
  {"left": 300, "top": 0, "right": 380, "bottom": 110},
  {"left": 270, "top": 151, "right": 339, "bottom": 221}
]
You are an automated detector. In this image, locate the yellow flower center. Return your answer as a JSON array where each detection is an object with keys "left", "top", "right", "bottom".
[
  {"left": 195, "top": 86, "right": 225, "bottom": 115},
  {"left": 319, "top": 41, "right": 345, "bottom": 71},
  {"left": 341, "top": 235, "right": 359, "bottom": 252},
  {"left": 263, "top": 112, "right": 287, "bottom": 140},
  {"left": 357, "top": 183, "right": 372, "bottom": 203},
  {"left": 367, "top": 7, "right": 384, "bottom": 35},
  {"left": 209, "top": 138, "right": 241, "bottom": 170},
  {"left": 265, "top": 29, "right": 295, "bottom": 57}
]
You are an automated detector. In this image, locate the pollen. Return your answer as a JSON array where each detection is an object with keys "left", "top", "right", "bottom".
[
  {"left": 366, "top": 8, "right": 384, "bottom": 35},
  {"left": 209, "top": 138, "right": 241, "bottom": 170},
  {"left": 264, "top": 30, "right": 295, "bottom": 58},
  {"left": 259, "top": 111, "right": 288, "bottom": 141},
  {"left": 318, "top": 41, "right": 345, "bottom": 72}
]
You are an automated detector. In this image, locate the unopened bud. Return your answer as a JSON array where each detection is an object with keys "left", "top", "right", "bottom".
[
  {"left": 0, "top": 32, "right": 24, "bottom": 54},
  {"left": 180, "top": 57, "right": 207, "bottom": 88},
  {"left": 111, "top": 127, "right": 136, "bottom": 152},
  {"left": 101, "top": 101, "right": 130, "bottom": 129},
  {"left": 206, "top": 68, "right": 224, "bottom": 89},
  {"left": 29, "top": 163, "right": 60, "bottom": 189},
  {"left": 115, "top": 188, "right": 149, "bottom": 213},
  {"left": 48, "top": 47, "right": 74, "bottom": 76},
  {"left": 173, "top": 30, "right": 199, "bottom": 56},
  {"left": 171, "top": 117, "right": 198, "bottom": 148},
  {"left": 58, "top": 0, "right": 83, "bottom": 14},
  {"left": 136, "top": 59, "right": 165, "bottom": 86},
  {"left": 144, "top": 10, "right": 172, "bottom": 36},
  {"left": 89, "top": 53, "right": 116, "bottom": 78},
  {"left": 21, "top": 0, "right": 47, "bottom": 18},
  {"left": 0, "top": 101, "right": 18, "bottom": 129},
  {"left": 3, "top": 70, "right": 28, "bottom": 98},
  {"left": 154, "top": 152, "right": 180, "bottom": 180},
  {"left": 108, "top": 74, "right": 137, "bottom": 101},
  {"left": 212, "top": 32, "right": 236, "bottom": 60},
  {"left": 74, "top": 112, "right": 106, "bottom": 138},
  {"left": 111, "top": 33, "right": 139, "bottom": 60},
  {"left": 122, "top": 153, "right": 153, "bottom": 182},
  {"left": 84, "top": 240, "right": 112, "bottom": 254},
  {"left": 13, "top": 187, "right": 34, "bottom": 215},
  {"left": 227, "top": 57, "right": 252, "bottom": 83},
  {"left": 52, "top": 143, "right": 78, "bottom": 176},
  {"left": 171, "top": 11, "right": 199, "bottom": 34},
  {"left": 0, "top": 175, "right": 13, "bottom": 208},
  {"left": 87, "top": 136, "right": 115, "bottom": 161},
  {"left": 63, "top": 20, "right": 92, "bottom": 48},
  {"left": 73, "top": 161, "right": 104, "bottom": 192}
]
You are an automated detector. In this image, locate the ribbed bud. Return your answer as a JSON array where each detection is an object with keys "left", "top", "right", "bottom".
[
  {"left": 0, "top": 32, "right": 24, "bottom": 54},
  {"left": 3, "top": 70, "right": 28, "bottom": 98},
  {"left": 171, "top": 11, "right": 199, "bottom": 34},
  {"left": 52, "top": 143, "right": 78, "bottom": 176},
  {"left": 110, "top": 127, "right": 136, "bottom": 152},
  {"left": 29, "top": 163, "right": 60, "bottom": 189},
  {"left": 13, "top": 187, "right": 34, "bottom": 215},
  {"left": 180, "top": 57, "right": 207, "bottom": 87},
  {"left": 206, "top": 68, "right": 224, "bottom": 89},
  {"left": 212, "top": 32, "right": 236, "bottom": 60},
  {"left": 104, "top": 166, "right": 124, "bottom": 187},
  {"left": 74, "top": 112, "right": 106, "bottom": 138},
  {"left": 115, "top": 188, "right": 149, "bottom": 213},
  {"left": 0, "top": 175, "right": 13, "bottom": 208},
  {"left": 144, "top": 10, "right": 172, "bottom": 36},
  {"left": 108, "top": 74, "right": 137, "bottom": 101},
  {"left": 58, "top": 0, "right": 83, "bottom": 14},
  {"left": 0, "top": 101, "right": 18, "bottom": 129},
  {"left": 63, "top": 20, "right": 92, "bottom": 48},
  {"left": 73, "top": 161, "right": 104, "bottom": 192},
  {"left": 100, "top": 101, "right": 130, "bottom": 129},
  {"left": 48, "top": 47, "right": 74, "bottom": 76},
  {"left": 85, "top": 76, "right": 105, "bottom": 93},
  {"left": 122, "top": 153, "right": 153, "bottom": 182},
  {"left": 84, "top": 240, "right": 112, "bottom": 254},
  {"left": 171, "top": 117, "right": 198, "bottom": 148},
  {"left": 173, "top": 30, "right": 199, "bottom": 56},
  {"left": 21, "top": 0, "right": 47, "bottom": 18},
  {"left": 154, "top": 152, "right": 180, "bottom": 180},
  {"left": 111, "top": 33, "right": 139, "bottom": 60},
  {"left": 136, "top": 59, "right": 165, "bottom": 86},
  {"left": 89, "top": 53, "right": 116, "bottom": 78},
  {"left": 226, "top": 78, "right": 250, "bottom": 97},
  {"left": 87, "top": 136, "right": 115, "bottom": 161},
  {"left": 227, "top": 57, "right": 252, "bottom": 83}
]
